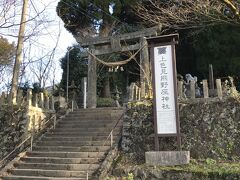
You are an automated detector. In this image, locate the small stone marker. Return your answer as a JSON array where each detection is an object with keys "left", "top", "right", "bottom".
[{"left": 145, "top": 151, "right": 190, "bottom": 166}]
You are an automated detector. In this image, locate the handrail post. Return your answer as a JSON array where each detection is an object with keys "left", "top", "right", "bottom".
[
  {"left": 30, "top": 135, "right": 33, "bottom": 151},
  {"left": 110, "top": 130, "right": 113, "bottom": 147},
  {"left": 83, "top": 77, "right": 87, "bottom": 109},
  {"left": 86, "top": 172, "right": 88, "bottom": 180},
  {"left": 71, "top": 100, "right": 74, "bottom": 112},
  {"left": 53, "top": 115, "right": 56, "bottom": 129}
]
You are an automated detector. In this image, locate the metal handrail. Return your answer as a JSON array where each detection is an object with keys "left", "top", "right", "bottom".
[
  {"left": 86, "top": 109, "right": 125, "bottom": 179},
  {"left": 0, "top": 114, "right": 56, "bottom": 169}
]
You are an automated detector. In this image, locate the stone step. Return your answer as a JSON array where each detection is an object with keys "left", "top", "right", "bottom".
[
  {"left": 14, "top": 162, "right": 99, "bottom": 171},
  {"left": 1, "top": 175, "right": 87, "bottom": 180},
  {"left": 41, "top": 135, "right": 119, "bottom": 142},
  {"left": 55, "top": 123, "right": 118, "bottom": 128},
  {"left": 57, "top": 119, "right": 119, "bottom": 124},
  {"left": 32, "top": 145, "right": 110, "bottom": 152},
  {"left": 20, "top": 157, "right": 102, "bottom": 164},
  {"left": 8, "top": 169, "right": 92, "bottom": 178},
  {"left": 1, "top": 108, "right": 124, "bottom": 180},
  {"left": 45, "top": 131, "right": 120, "bottom": 137},
  {"left": 64, "top": 115, "right": 112, "bottom": 119},
  {"left": 71, "top": 108, "right": 123, "bottom": 113},
  {"left": 36, "top": 140, "right": 112, "bottom": 146},
  {"left": 66, "top": 114, "right": 123, "bottom": 120},
  {"left": 26, "top": 151, "right": 106, "bottom": 158},
  {"left": 49, "top": 127, "right": 122, "bottom": 133}
]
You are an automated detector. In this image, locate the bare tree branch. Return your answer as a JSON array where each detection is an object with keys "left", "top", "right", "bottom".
[{"left": 134, "top": 0, "right": 240, "bottom": 31}]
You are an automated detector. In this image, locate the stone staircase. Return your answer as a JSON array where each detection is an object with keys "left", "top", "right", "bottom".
[{"left": 0, "top": 108, "right": 124, "bottom": 180}]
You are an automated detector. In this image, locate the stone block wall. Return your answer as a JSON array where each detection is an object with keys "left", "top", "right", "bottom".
[
  {"left": 0, "top": 89, "right": 56, "bottom": 162},
  {"left": 122, "top": 97, "right": 240, "bottom": 162},
  {"left": 0, "top": 106, "right": 27, "bottom": 160}
]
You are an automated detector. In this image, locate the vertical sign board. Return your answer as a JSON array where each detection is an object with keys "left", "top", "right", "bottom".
[
  {"left": 154, "top": 45, "right": 177, "bottom": 134},
  {"left": 151, "top": 38, "right": 181, "bottom": 150}
]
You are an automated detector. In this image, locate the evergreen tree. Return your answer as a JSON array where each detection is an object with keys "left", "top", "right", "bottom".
[
  {"left": 60, "top": 45, "right": 88, "bottom": 93},
  {"left": 57, "top": 0, "right": 142, "bottom": 98}
]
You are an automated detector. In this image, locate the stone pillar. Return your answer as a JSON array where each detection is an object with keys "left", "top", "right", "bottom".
[
  {"left": 128, "top": 83, "right": 135, "bottom": 101},
  {"left": 39, "top": 92, "right": 44, "bottom": 108},
  {"left": 216, "top": 79, "right": 223, "bottom": 99},
  {"left": 33, "top": 93, "right": 38, "bottom": 107},
  {"left": 27, "top": 89, "right": 32, "bottom": 107},
  {"left": 51, "top": 96, "right": 55, "bottom": 110},
  {"left": 140, "top": 37, "right": 150, "bottom": 98},
  {"left": 45, "top": 95, "right": 49, "bottom": 109},
  {"left": 87, "top": 47, "right": 97, "bottom": 108},
  {"left": 202, "top": 80, "right": 209, "bottom": 98},
  {"left": 178, "top": 81, "right": 183, "bottom": 99},
  {"left": 190, "top": 80, "right": 195, "bottom": 99},
  {"left": 135, "top": 85, "right": 138, "bottom": 101},
  {"left": 209, "top": 64, "right": 214, "bottom": 90}
]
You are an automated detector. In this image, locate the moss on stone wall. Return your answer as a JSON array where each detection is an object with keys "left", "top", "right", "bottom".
[{"left": 122, "top": 97, "right": 240, "bottom": 161}]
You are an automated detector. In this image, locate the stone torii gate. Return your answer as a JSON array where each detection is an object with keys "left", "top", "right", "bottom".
[{"left": 74, "top": 25, "right": 162, "bottom": 108}]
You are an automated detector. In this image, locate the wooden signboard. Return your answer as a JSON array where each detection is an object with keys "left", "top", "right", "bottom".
[{"left": 149, "top": 34, "right": 181, "bottom": 151}]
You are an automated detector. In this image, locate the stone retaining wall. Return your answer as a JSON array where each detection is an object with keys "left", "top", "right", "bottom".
[
  {"left": 0, "top": 105, "right": 55, "bottom": 161},
  {"left": 122, "top": 97, "right": 240, "bottom": 161}
]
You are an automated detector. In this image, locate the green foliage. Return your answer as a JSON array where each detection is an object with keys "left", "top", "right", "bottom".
[
  {"left": 193, "top": 25, "right": 240, "bottom": 77},
  {"left": 127, "top": 173, "right": 134, "bottom": 180},
  {"left": 18, "top": 81, "right": 31, "bottom": 96},
  {"left": 60, "top": 45, "right": 87, "bottom": 93},
  {"left": 56, "top": 0, "right": 141, "bottom": 35},
  {"left": 206, "top": 158, "right": 217, "bottom": 165},
  {"left": 32, "top": 82, "right": 43, "bottom": 94},
  {"left": 106, "top": 173, "right": 134, "bottom": 180},
  {"left": 177, "top": 24, "right": 240, "bottom": 81}
]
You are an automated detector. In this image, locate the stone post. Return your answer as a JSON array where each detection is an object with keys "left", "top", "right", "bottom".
[
  {"left": 87, "top": 46, "right": 97, "bottom": 108},
  {"left": 33, "top": 93, "right": 38, "bottom": 107},
  {"left": 45, "top": 95, "right": 49, "bottom": 109},
  {"left": 129, "top": 83, "right": 135, "bottom": 101},
  {"left": 135, "top": 85, "right": 138, "bottom": 101},
  {"left": 216, "top": 79, "right": 223, "bottom": 99},
  {"left": 178, "top": 81, "right": 183, "bottom": 99},
  {"left": 202, "top": 80, "right": 209, "bottom": 98},
  {"left": 190, "top": 80, "right": 195, "bottom": 99},
  {"left": 39, "top": 92, "right": 44, "bottom": 108},
  {"left": 138, "top": 88, "right": 141, "bottom": 101},
  {"left": 27, "top": 89, "right": 32, "bottom": 107},
  {"left": 209, "top": 64, "right": 214, "bottom": 90},
  {"left": 51, "top": 96, "right": 55, "bottom": 110}
]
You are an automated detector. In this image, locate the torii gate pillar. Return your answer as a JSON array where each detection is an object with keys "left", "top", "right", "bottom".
[{"left": 87, "top": 47, "right": 97, "bottom": 108}]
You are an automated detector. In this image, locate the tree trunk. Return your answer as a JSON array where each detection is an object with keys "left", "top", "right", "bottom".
[{"left": 10, "top": 0, "right": 28, "bottom": 105}]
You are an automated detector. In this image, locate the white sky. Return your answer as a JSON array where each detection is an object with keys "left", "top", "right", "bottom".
[{"left": 1, "top": 0, "right": 77, "bottom": 90}]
